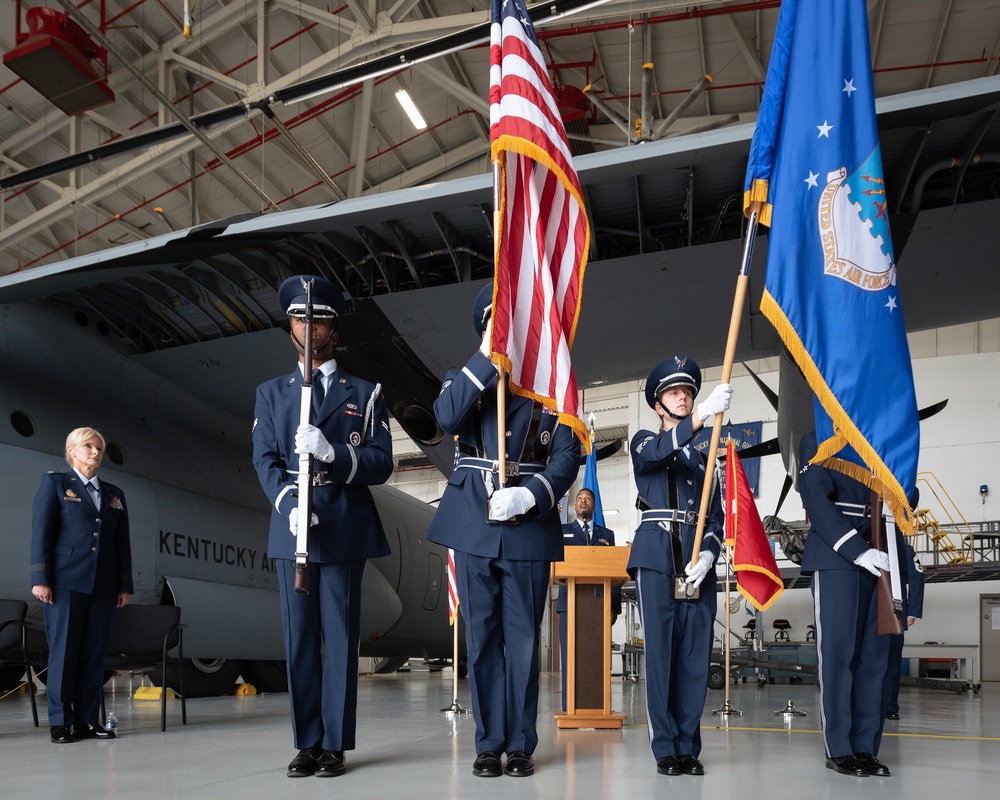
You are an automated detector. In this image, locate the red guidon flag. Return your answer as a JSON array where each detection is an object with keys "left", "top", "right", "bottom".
[
  {"left": 447, "top": 548, "right": 459, "bottom": 626},
  {"left": 487, "top": 0, "right": 589, "bottom": 445},
  {"left": 725, "top": 440, "right": 784, "bottom": 612}
]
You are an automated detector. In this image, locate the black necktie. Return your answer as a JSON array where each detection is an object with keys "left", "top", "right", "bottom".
[
  {"left": 311, "top": 369, "right": 325, "bottom": 415},
  {"left": 583, "top": 521, "right": 590, "bottom": 542},
  {"left": 87, "top": 482, "right": 100, "bottom": 508}
]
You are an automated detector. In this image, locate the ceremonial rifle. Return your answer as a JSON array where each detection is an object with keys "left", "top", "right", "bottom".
[
  {"left": 293, "top": 278, "right": 316, "bottom": 595},
  {"left": 869, "top": 492, "right": 904, "bottom": 635}
]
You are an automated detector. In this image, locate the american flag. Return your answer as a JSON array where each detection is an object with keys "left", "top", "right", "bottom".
[
  {"left": 488, "top": 0, "right": 590, "bottom": 446},
  {"left": 447, "top": 548, "right": 459, "bottom": 626}
]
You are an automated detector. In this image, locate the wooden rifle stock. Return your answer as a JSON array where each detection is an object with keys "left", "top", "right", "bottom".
[
  {"left": 293, "top": 280, "right": 316, "bottom": 595},
  {"left": 869, "top": 492, "right": 903, "bottom": 635}
]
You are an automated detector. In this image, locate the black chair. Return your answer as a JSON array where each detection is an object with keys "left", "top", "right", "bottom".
[
  {"left": 805, "top": 624, "right": 815, "bottom": 642},
  {"left": 102, "top": 605, "right": 187, "bottom": 732},
  {"left": 0, "top": 599, "right": 39, "bottom": 727},
  {"left": 743, "top": 618, "right": 757, "bottom": 641},
  {"left": 772, "top": 619, "right": 791, "bottom": 641}
]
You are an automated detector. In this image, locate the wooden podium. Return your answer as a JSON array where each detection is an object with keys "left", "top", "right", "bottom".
[{"left": 553, "top": 545, "right": 630, "bottom": 729}]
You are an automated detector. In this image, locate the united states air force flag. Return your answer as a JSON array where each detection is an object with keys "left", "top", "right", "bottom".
[{"left": 743, "top": 0, "right": 919, "bottom": 533}]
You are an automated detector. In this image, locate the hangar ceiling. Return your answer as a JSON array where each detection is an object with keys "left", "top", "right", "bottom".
[{"left": 0, "top": 0, "right": 998, "bottom": 275}]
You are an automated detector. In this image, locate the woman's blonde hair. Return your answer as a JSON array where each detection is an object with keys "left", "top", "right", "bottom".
[{"left": 64, "top": 427, "right": 106, "bottom": 466}]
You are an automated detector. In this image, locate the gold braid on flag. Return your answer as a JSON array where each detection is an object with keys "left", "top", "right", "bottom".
[
  {"left": 490, "top": 136, "right": 591, "bottom": 450},
  {"left": 742, "top": 179, "right": 773, "bottom": 227},
  {"left": 759, "top": 291, "right": 914, "bottom": 536}
]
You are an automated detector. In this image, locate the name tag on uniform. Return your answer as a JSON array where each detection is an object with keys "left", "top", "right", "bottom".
[{"left": 64, "top": 490, "right": 81, "bottom": 503}]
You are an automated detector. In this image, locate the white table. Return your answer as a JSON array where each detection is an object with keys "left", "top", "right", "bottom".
[{"left": 901, "top": 643, "right": 978, "bottom": 682}]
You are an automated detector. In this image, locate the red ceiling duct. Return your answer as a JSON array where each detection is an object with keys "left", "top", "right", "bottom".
[{"left": 3, "top": 5, "right": 114, "bottom": 116}]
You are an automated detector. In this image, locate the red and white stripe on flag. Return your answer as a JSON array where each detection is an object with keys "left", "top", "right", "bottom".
[
  {"left": 488, "top": 0, "right": 590, "bottom": 446},
  {"left": 447, "top": 548, "right": 459, "bottom": 626}
]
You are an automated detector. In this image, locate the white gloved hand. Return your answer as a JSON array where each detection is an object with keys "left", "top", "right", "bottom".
[
  {"left": 295, "top": 423, "right": 335, "bottom": 462},
  {"left": 488, "top": 486, "right": 536, "bottom": 521},
  {"left": 696, "top": 383, "right": 733, "bottom": 422},
  {"left": 479, "top": 316, "right": 494, "bottom": 357},
  {"left": 854, "top": 548, "right": 890, "bottom": 575},
  {"left": 288, "top": 507, "right": 319, "bottom": 536},
  {"left": 684, "top": 551, "right": 715, "bottom": 587}
]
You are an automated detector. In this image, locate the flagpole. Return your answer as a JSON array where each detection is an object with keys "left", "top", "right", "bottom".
[
  {"left": 492, "top": 160, "right": 509, "bottom": 485},
  {"left": 690, "top": 205, "right": 761, "bottom": 567},
  {"left": 713, "top": 439, "right": 742, "bottom": 717}
]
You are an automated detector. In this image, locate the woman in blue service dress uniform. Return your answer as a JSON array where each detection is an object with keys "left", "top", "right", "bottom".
[
  {"left": 628, "top": 357, "right": 732, "bottom": 777},
  {"left": 31, "top": 427, "right": 133, "bottom": 744}
]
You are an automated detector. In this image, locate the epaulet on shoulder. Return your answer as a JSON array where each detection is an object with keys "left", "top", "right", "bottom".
[{"left": 46, "top": 470, "right": 57, "bottom": 474}]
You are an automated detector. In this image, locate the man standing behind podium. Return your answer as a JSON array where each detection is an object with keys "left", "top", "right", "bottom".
[{"left": 556, "top": 488, "right": 621, "bottom": 710}]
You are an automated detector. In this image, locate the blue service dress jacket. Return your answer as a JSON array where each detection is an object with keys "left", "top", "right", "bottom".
[
  {"left": 252, "top": 365, "right": 393, "bottom": 562},
  {"left": 798, "top": 431, "right": 908, "bottom": 576},
  {"left": 31, "top": 471, "right": 134, "bottom": 596},
  {"left": 427, "top": 351, "right": 580, "bottom": 558},
  {"left": 627, "top": 415, "right": 724, "bottom": 577},
  {"left": 556, "top": 521, "right": 622, "bottom": 614}
]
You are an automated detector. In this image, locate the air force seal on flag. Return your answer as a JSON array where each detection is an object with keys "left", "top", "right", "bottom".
[{"left": 818, "top": 147, "right": 895, "bottom": 291}]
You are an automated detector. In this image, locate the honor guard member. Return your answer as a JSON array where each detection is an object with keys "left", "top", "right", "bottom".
[
  {"left": 884, "top": 537, "right": 925, "bottom": 720},
  {"left": 556, "top": 487, "right": 621, "bottom": 710},
  {"left": 31, "top": 427, "right": 134, "bottom": 743},
  {"left": 798, "top": 430, "right": 909, "bottom": 778},
  {"left": 428, "top": 284, "right": 580, "bottom": 779},
  {"left": 252, "top": 276, "right": 393, "bottom": 779},
  {"left": 629, "top": 357, "right": 732, "bottom": 777}
]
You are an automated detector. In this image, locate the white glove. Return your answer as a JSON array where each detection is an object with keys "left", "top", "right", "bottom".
[
  {"left": 295, "top": 424, "right": 335, "bottom": 462},
  {"left": 684, "top": 551, "right": 715, "bottom": 588},
  {"left": 854, "top": 548, "right": 890, "bottom": 576},
  {"left": 479, "top": 316, "right": 494, "bottom": 356},
  {"left": 696, "top": 383, "right": 733, "bottom": 422},
  {"left": 288, "top": 507, "right": 319, "bottom": 536},
  {"left": 488, "top": 486, "right": 536, "bottom": 521}
]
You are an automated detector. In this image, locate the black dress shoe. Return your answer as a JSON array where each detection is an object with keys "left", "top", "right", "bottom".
[
  {"left": 315, "top": 750, "right": 346, "bottom": 777},
  {"left": 504, "top": 751, "right": 535, "bottom": 777},
  {"left": 885, "top": 711, "right": 900, "bottom": 720},
  {"left": 287, "top": 747, "right": 322, "bottom": 778},
  {"left": 826, "top": 755, "right": 869, "bottom": 776},
  {"left": 50, "top": 726, "right": 76, "bottom": 744},
  {"left": 472, "top": 751, "right": 502, "bottom": 778},
  {"left": 855, "top": 753, "right": 891, "bottom": 776},
  {"left": 678, "top": 755, "right": 705, "bottom": 775},
  {"left": 656, "top": 756, "right": 681, "bottom": 776},
  {"left": 71, "top": 724, "right": 116, "bottom": 740}
]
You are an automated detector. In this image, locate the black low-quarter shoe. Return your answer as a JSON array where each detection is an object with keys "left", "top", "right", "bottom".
[
  {"left": 71, "top": 724, "right": 116, "bottom": 740},
  {"left": 656, "top": 756, "right": 681, "bottom": 776},
  {"left": 287, "top": 747, "right": 322, "bottom": 777},
  {"left": 472, "top": 751, "right": 502, "bottom": 778},
  {"left": 315, "top": 750, "right": 346, "bottom": 777},
  {"left": 504, "top": 751, "right": 534, "bottom": 777},
  {"left": 855, "top": 753, "right": 891, "bottom": 776},
  {"left": 678, "top": 755, "right": 705, "bottom": 775},
  {"left": 826, "top": 755, "right": 869, "bottom": 777},
  {"left": 50, "top": 726, "right": 75, "bottom": 744}
]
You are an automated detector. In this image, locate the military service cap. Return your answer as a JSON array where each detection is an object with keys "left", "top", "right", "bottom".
[
  {"left": 645, "top": 356, "right": 702, "bottom": 408},
  {"left": 278, "top": 275, "right": 346, "bottom": 319}
]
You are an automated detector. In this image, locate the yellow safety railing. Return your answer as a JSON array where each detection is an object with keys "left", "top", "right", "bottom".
[{"left": 915, "top": 472, "right": 975, "bottom": 564}]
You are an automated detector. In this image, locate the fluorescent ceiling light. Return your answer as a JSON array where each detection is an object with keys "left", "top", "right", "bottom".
[{"left": 396, "top": 89, "right": 428, "bottom": 130}]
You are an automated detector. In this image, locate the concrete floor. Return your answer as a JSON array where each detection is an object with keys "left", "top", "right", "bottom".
[{"left": 1, "top": 670, "right": 997, "bottom": 799}]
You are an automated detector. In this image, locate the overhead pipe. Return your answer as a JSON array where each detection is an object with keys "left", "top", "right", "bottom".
[
  {"left": 662, "top": 113, "right": 739, "bottom": 138},
  {"left": 651, "top": 74, "right": 713, "bottom": 140},
  {"left": 909, "top": 152, "right": 1000, "bottom": 212},
  {"left": 581, "top": 84, "right": 635, "bottom": 142}
]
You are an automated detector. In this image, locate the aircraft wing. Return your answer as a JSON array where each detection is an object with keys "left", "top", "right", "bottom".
[{"left": 1, "top": 77, "right": 998, "bottom": 473}]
